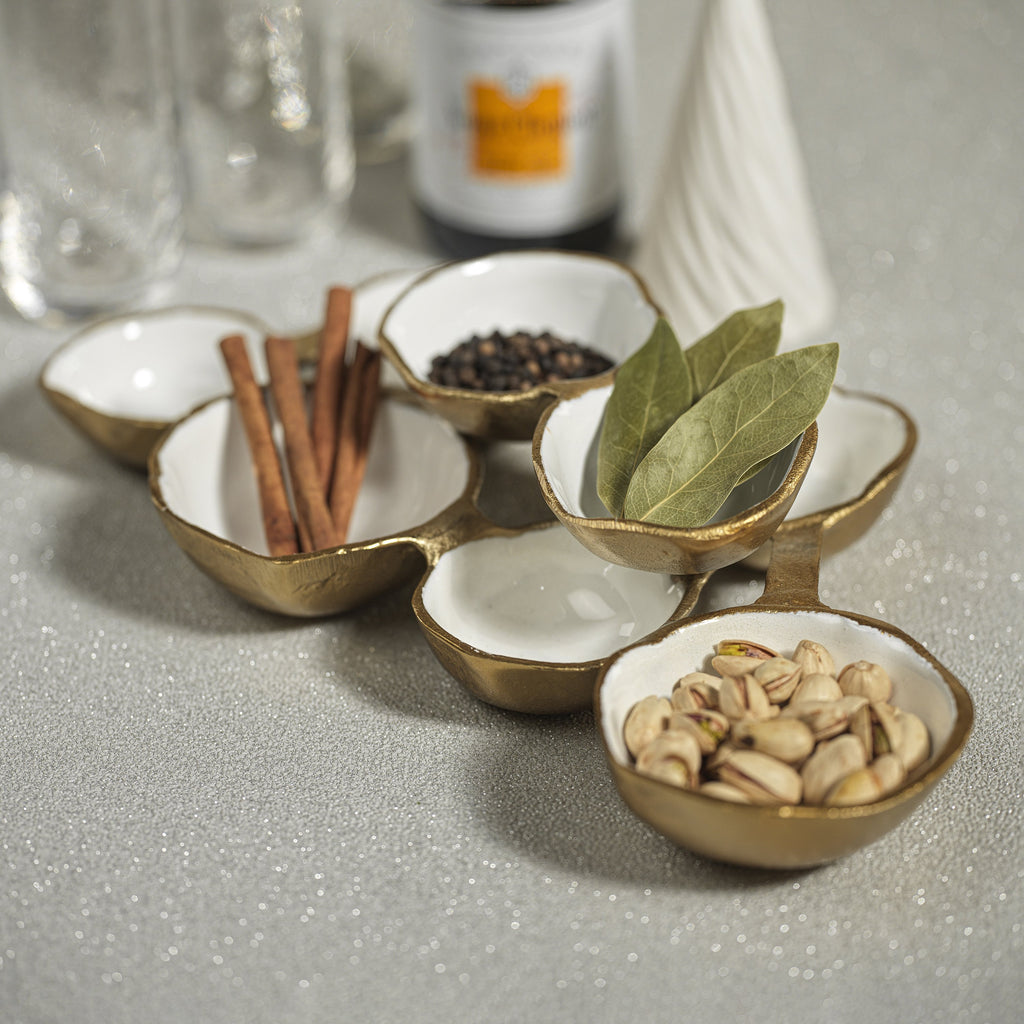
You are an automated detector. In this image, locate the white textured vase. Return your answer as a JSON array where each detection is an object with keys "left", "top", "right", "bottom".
[{"left": 632, "top": 0, "right": 836, "bottom": 350}]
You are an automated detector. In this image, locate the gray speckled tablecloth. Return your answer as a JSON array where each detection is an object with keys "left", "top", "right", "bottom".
[{"left": 2, "top": 3, "right": 1021, "bottom": 1022}]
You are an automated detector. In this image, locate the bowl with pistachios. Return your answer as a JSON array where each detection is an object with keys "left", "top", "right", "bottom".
[
  {"left": 378, "top": 250, "right": 661, "bottom": 440},
  {"left": 596, "top": 521, "right": 973, "bottom": 869}
]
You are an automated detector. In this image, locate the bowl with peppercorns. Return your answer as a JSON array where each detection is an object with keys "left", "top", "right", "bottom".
[{"left": 378, "top": 250, "right": 661, "bottom": 440}]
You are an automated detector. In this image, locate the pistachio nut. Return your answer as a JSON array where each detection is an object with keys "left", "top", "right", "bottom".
[
  {"left": 719, "top": 673, "right": 775, "bottom": 721},
  {"left": 711, "top": 654, "right": 766, "bottom": 678},
  {"left": 753, "top": 656, "right": 803, "bottom": 704},
  {"left": 871, "top": 752, "right": 908, "bottom": 795},
  {"left": 823, "top": 766, "right": 886, "bottom": 807},
  {"left": 714, "top": 748, "right": 803, "bottom": 806},
  {"left": 893, "top": 708, "right": 930, "bottom": 772},
  {"left": 668, "top": 708, "right": 731, "bottom": 755},
  {"left": 731, "top": 717, "right": 816, "bottom": 765},
  {"left": 801, "top": 733, "right": 868, "bottom": 806},
  {"left": 838, "top": 660, "right": 894, "bottom": 703},
  {"left": 624, "top": 695, "right": 671, "bottom": 759},
  {"left": 824, "top": 752, "right": 907, "bottom": 806},
  {"left": 699, "top": 780, "right": 754, "bottom": 804},
  {"left": 789, "top": 671, "right": 843, "bottom": 705},
  {"left": 792, "top": 639, "right": 836, "bottom": 679},
  {"left": 671, "top": 673, "right": 721, "bottom": 712},
  {"left": 836, "top": 693, "right": 870, "bottom": 717},
  {"left": 635, "top": 728, "right": 702, "bottom": 789},
  {"left": 715, "top": 639, "right": 777, "bottom": 660},
  {"left": 779, "top": 699, "right": 850, "bottom": 741}
]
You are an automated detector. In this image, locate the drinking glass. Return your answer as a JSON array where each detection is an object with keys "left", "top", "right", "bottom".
[
  {"left": 169, "top": 0, "right": 356, "bottom": 247},
  {"left": 0, "top": 0, "right": 185, "bottom": 323}
]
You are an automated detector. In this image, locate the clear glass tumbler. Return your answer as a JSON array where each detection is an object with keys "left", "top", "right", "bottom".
[
  {"left": 0, "top": 0, "right": 186, "bottom": 323},
  {"left": 170, "top": 0, "right": 356, "bottom": 247}
]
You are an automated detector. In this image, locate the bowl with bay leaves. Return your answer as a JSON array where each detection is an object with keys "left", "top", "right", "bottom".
[
  {"left": 377, "top": 250, "right": 661, "bottom": 440},
  {"left": 533, "top": 302, "right": 834, "bottom": 576}
]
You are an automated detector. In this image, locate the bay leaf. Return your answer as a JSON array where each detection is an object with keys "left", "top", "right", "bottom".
[
  {"left": 622, "top": 343, "right": 838, "bottom": 527},
  {"left": 686, "top": 300, "right": 784, "bottom": 400},
  {"left": 597, "top": 317, "right": 693, "bottom": 516}
]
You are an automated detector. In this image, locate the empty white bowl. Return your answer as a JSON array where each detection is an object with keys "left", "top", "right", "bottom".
[
  {"left": 40, "top": 268, "right": 423, "bottom": 467},
  {"left": 412, "top": 522, "right": 706, "bottom": 714}
]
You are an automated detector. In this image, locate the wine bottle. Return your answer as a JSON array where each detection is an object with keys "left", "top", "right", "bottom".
[{"left": 411, "top": 0, "right": 633, "bottom": 258}]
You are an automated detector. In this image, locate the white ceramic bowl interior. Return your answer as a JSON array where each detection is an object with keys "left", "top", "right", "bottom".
[
  {"left": 786, "top": 388, "right": 910, "bottom": 518},
  {"left": 42, "top": 308, "right": 269, "bottom": 422},
  {"left": 156, "top": 397, "right": 471, "bottom": 554},
  {"left": 600, "top": 610, "right": 960, "bottom": 771},
  {"left": 380, "top": 252, "right": 659, "bottom": 382},
  {"left": 538, "top": 385, "right": 800, "bottom": 523},
  {"left": 421, "top": 526, "right": 685, "bottom": 663}
]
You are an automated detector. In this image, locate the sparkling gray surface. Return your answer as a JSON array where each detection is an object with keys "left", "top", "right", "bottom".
[{"left": 2, "top": 2, "right": 1022, "bottom": 1021}]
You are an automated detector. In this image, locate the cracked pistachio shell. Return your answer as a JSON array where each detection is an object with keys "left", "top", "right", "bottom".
[
  {"left": 714, "top": 748, "right": 803, "bottom": 806},
  {"left": 791, "top": 639, "right": 835, "bottom": 678},
  {"left": 894, "top": 709, "right": 930, "bottom": 772},
  {"left": 670, "top": 673, "right": 721, "bottom": 712},
  {"left": 850, "top": 701, "right": 898, "bottom": 760},
  {"left": 789, "top": 672, "right": 843, "bottom": 705},
  {"left": 731, "top": 717, "right": 816, "bottom": 765},
  {"left": 753, "top": 656, "right": 803, "bottom": 704},
  {"left": 838, "top": 660, "right": 894, "bottom": 703},
  {"left": 711, "top": 654, "right": 765, "bottom": 677},
  {"left": 801, "top": 733, "right": 868, "bottom": 806},
  {"left": 669, "top": 708, "right": 731, "bottom": 755},
  {"left": 705, "top": 740, "right": 739, "bottom": 772},
  {"left": 719, "top": 673, "right": 775, "bottom": 721},
  {"left": 635, "top": 729, "right": 702, "bottom": 789},
  {"left": 624, "top": 695, "right": 672, "bottom": 759},
  {"left": 699, "top": 780, "right": 754, "bottom": 804},
  {"left": 780, "top": 699, "right": 850, "bottom": 741},
  {"left": 823, "top": 765, "right": 886, "bottom": 807},
  {"left": 715, "top": 639, "right": 777, "bottom": 661}
]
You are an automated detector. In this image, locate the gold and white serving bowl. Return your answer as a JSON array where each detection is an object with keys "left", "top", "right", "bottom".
[
  {"left": 148, "top": 391, "right": 480, "bottom": 618},
  {"left": 378, "top": 250, "right": 661, "bottom": 440},
  {"left": 533, "top": 382, "right": 818, "bottom": 576},
  {"left": 596, "top": 518, "right": 973, "bottom": 870}
]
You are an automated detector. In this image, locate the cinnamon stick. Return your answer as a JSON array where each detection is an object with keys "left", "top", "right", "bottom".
[
  {"left": 264, "top": 334, "right": 339, "bottom": 552},
  {"left": 330, "top": 342, "right": 382, "bottom": 543},
  {"left": 311, "top": 286, "right": 352, "bottom": 494},
  {"left": 218, "top": 334, "right": 300, "bottom": 557}
]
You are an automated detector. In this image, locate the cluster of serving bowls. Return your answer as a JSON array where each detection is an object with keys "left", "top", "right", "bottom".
[{"left": 39, "top": 250, "right": 972, "bottom": 869}]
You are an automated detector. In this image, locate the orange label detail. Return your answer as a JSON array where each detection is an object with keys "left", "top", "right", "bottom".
[{"left": 470, "top": 78, "right": 566, "bottom": 178}]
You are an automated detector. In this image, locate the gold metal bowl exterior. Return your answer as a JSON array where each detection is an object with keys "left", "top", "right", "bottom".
[{"left": 533, "top": 414, "right": 818, "bottom": 576}]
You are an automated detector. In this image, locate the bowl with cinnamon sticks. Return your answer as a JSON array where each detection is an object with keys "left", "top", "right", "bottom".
[
  {"left": 148, "top": 285, "right": 482, "bottom": 617},
  {"left": 378, "top": 250, "right": 661, "bottom": 441}
]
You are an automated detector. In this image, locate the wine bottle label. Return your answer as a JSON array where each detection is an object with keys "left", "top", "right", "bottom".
[{"left": 412, "top": 0, "right": 632, "bottom": 237}]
